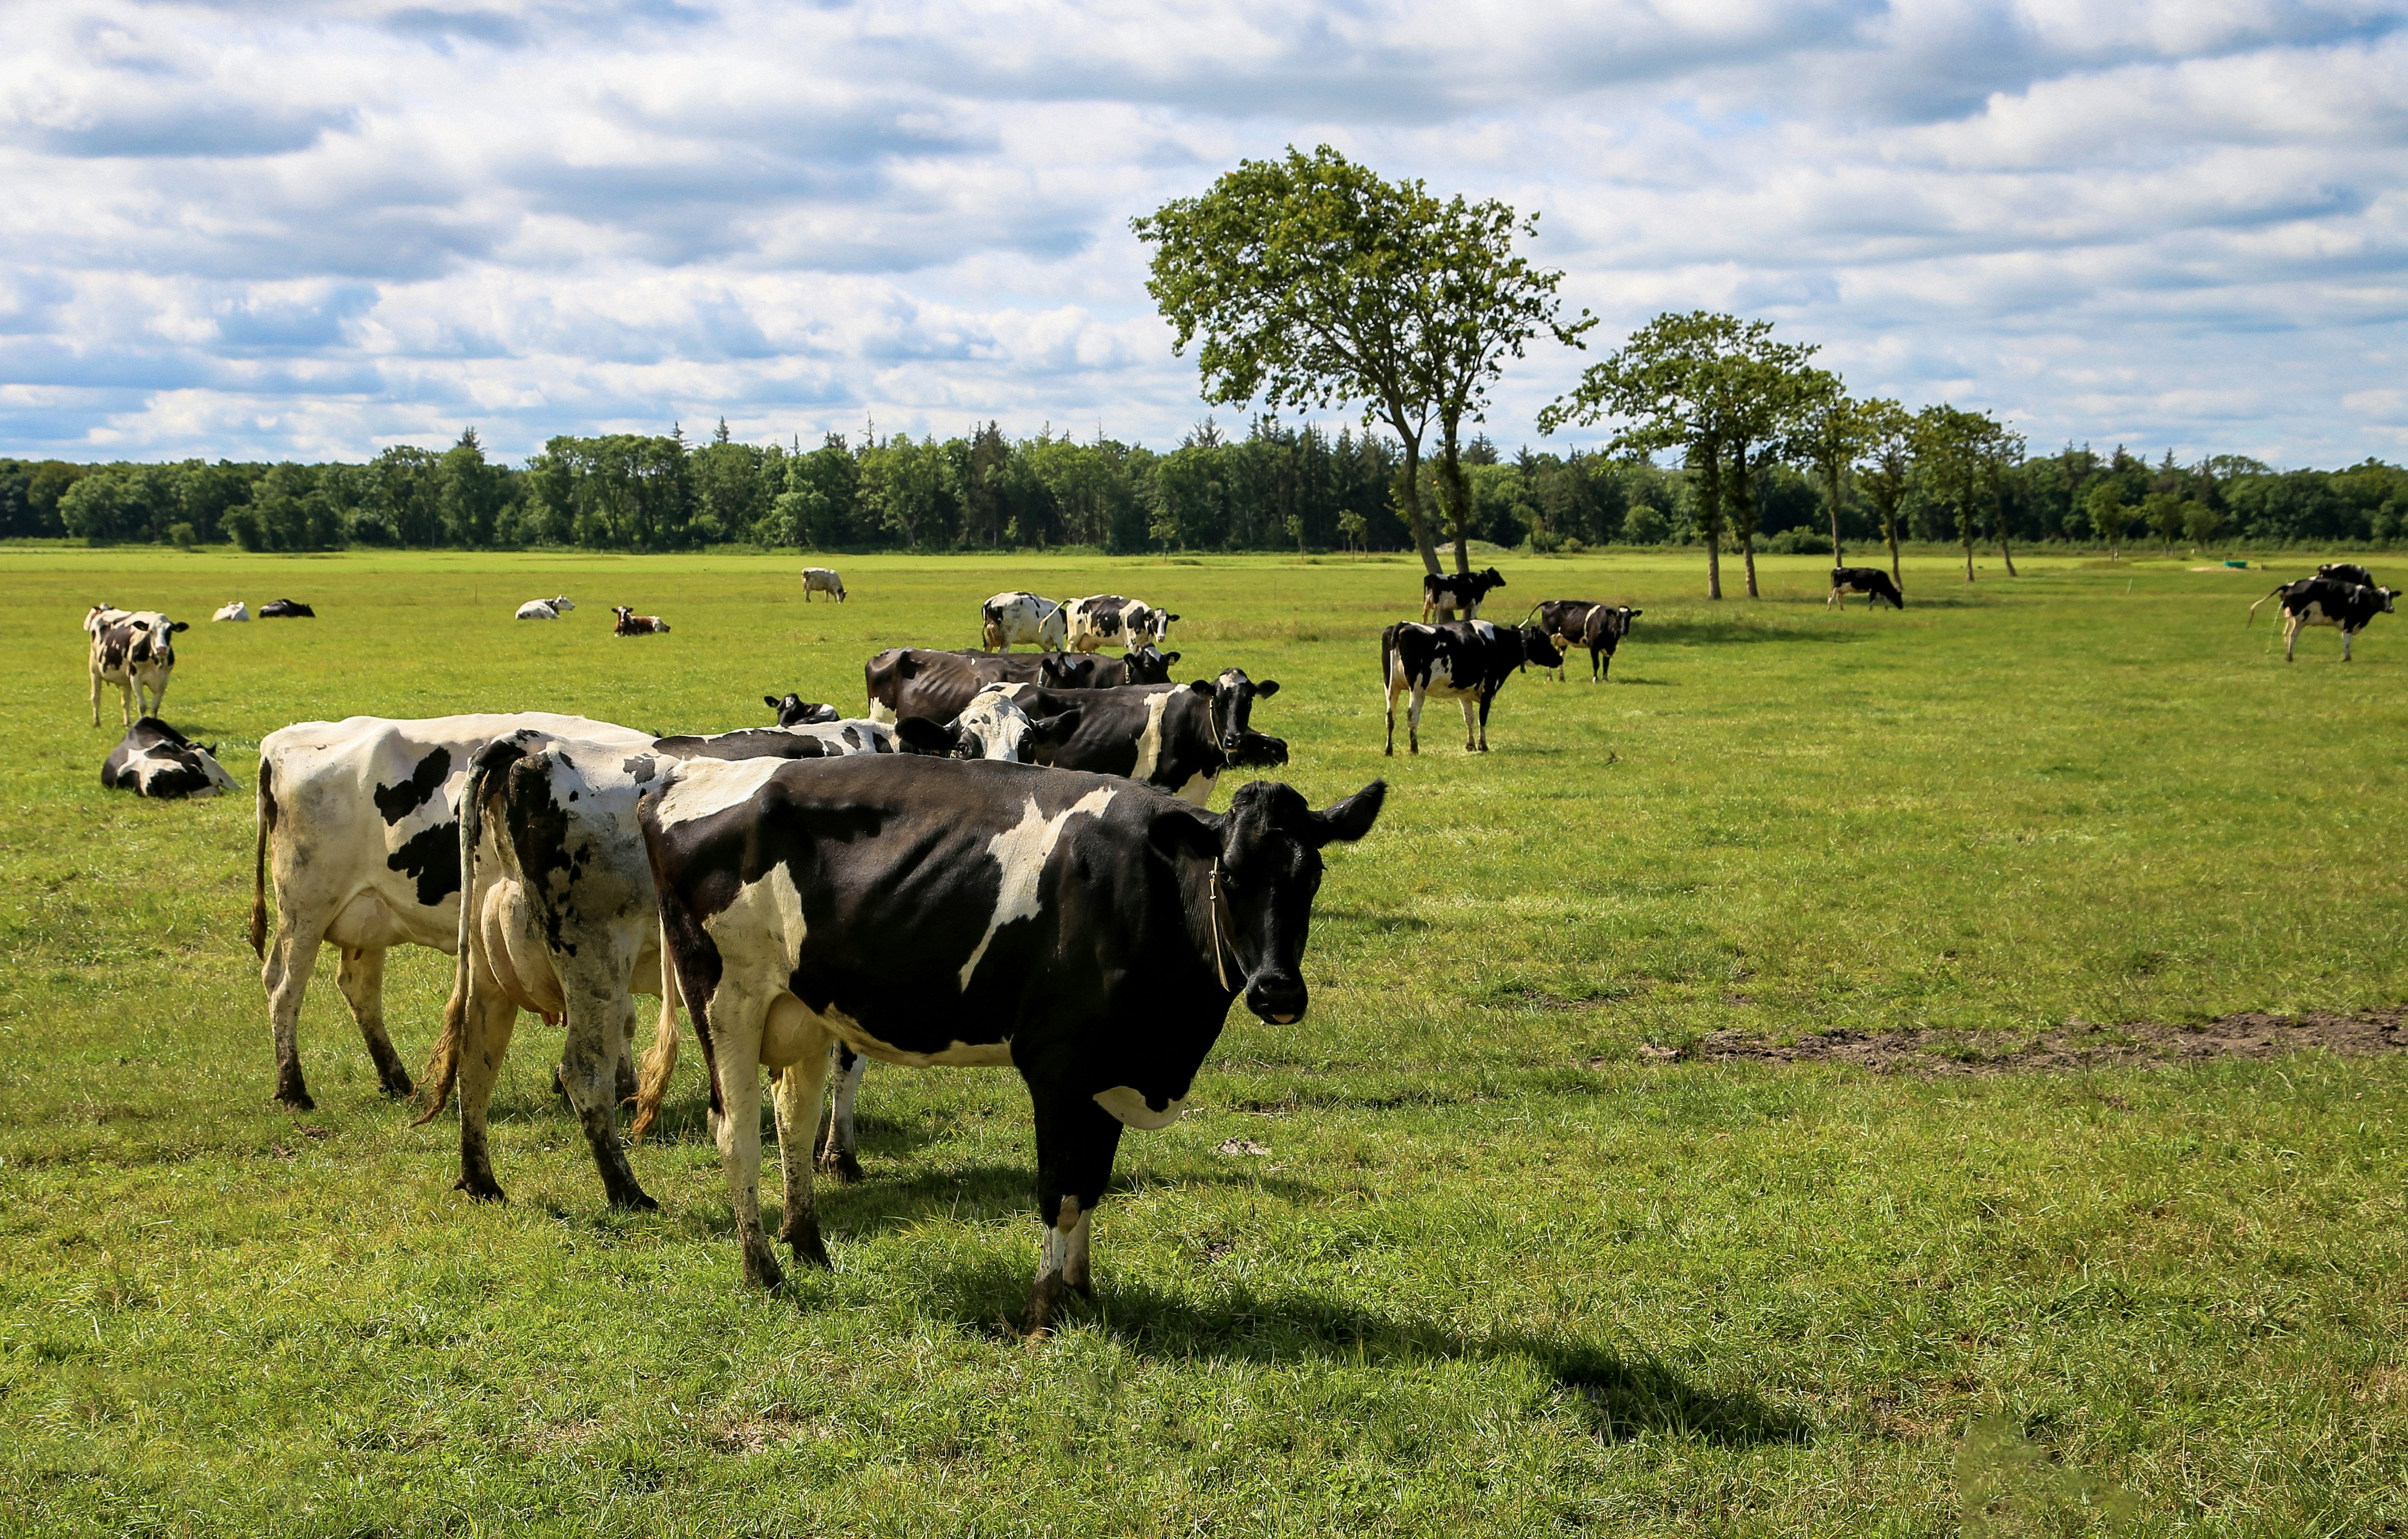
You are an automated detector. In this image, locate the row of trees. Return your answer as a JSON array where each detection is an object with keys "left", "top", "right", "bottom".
[{"left": 5, "top": 424, "right": 2402, "bottom": 557}]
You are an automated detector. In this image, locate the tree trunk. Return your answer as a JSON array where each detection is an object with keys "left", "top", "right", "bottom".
[
  {"left": 1695, "top": 446, "right": 1724, "bottom": 600},
  {"left": 1962, "top": 516, "right": 1975, "bottom": 582},
  {"left": 1436, "top": 417, "right": 1472, "bottom": 575},
  {"left": 1884, "top": 510, "right": 1902, "bottom": 586},
  {"left": 1393, "top": 435, "right": 1442, "bottom": 576},
  {"left": 1998, "top": 536, "right": 2018, "bottom": 576},
  {"left": 1825, "top": 456, "right": 1845, "bottom": 565},
  {"left": 1731, "top": 441, "right": 1760, "bottom": 599}
]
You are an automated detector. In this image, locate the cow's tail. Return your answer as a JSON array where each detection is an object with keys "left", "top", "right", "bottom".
[
  {"left": 631, "top": 911, "right": 682, "bottom": 1141},
  {"left": 2246, "top": 585, "right": 2285, "bottom": 626},
  {"left": 415, "top": 736, "right": 522, "bottom": 1126},
  {"left": 1380, "top": 624, "right": 1396, "bottom": 694},
  {"left": 248, "top": 755, "right": 275, "bottom": 959}
]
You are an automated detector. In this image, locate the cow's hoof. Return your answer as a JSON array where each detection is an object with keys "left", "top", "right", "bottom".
[
  {"left": 454, "top": 1172, "right": 507, "bottom": 1204},
  {"left": 1022, "top": 1273, "right": 1070, "bottom": 1338},
  {"left": 741, "top": 1236, "right": 785, "bottom": 1292},
  {"left": 275, "top": 1085, "right": 316, "bottom": 1112},
  {"left": 609, "top": 1186, "right": 660, "bottom": 1213},
  {"left": 378, "top": 1073, "right": 415, "bottom": 1100},
  {"left": 785, "top": 1220, "right": 832, "bottom": 1270},
  {"left": 817, "top": 1151, "right": 863, "bottom": 1184}
]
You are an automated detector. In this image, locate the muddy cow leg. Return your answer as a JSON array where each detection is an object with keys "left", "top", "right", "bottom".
[
  {"left": 770, "top": 1029, "right": 836, "bottom": 1268},
  {"left": 334, "top": 945, "right": 414, "bottom": 1098},
  {"left": 452, "top": 960, "right": 521, "bottom": 1202},
  {"left": 560, "top": 977, "right": 654, "bottom": 1211},
  {"left": 262, "top": 921, "right": 327, "bottom": 1109},
  {"left": 815, "top": 1045, "right": 865, "bottom": 1182}
]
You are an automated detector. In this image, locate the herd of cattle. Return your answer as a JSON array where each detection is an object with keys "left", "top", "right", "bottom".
[{"left": 67, "top": 555, "right": 2392, "bottom": 1330}]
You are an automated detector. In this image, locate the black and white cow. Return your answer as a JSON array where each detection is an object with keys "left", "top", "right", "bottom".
[
  {"left": 259, "top": 599, "right": 316, "bottom": 619},
  {"left": 630, "top": 754, "right": 1385, "bottom": 1325},
  {"left": 516, "top": 596, "right": 576, "bottom": 620},
  {"left": 1065, "top": 594, "right": 1178, "bottom": 654},
  {"left": 1829, "top": 567, "right": 1905, "bottom": 610},
  {"left": 895, "top": 685, "right": 1085, "bottom": 764},
  {"left": 415, "top": 714, "right": 902, "bottom": 1208},
  {"left": 88, "top": 609, "right": 187, "bottom": 727},
  {"left": 981, "top": 592, "right": 1066, "bottom": 652},
  {"left": 2250, "top": 577, "right": 2399, "bottom": 661},
  {"left": 995, "top": 672, "right": 1287, "bottom": 804},
  {"left": 2318, "top": 563, "right": 2377, "bottom": 589},
  {"left": 102, "top": 717, "right": 239, "bottom": 799},
  {"left": 864, "top": 646, "right": 1178, "bottom": 725},
  {"left": 800, "top": 568, "right": 847, "bottom": 602},
  {"left": 252, "top": 712, "right": 630, "bottom": 1107},
  {"left": 613, "top": 607, "right": 670, "bottom": 635},
  {"left": 1422, "top": 567, "right": 1506, "bottom": 622},
  {"left": 1381, "top": 620, "right": 1562, "bottom": 754},
  {"left": 1531, "top": 601, "right": 1642, "bottom": 682},
  {"left": 764, "top": 694, "right": 840, "bottom": 726}
]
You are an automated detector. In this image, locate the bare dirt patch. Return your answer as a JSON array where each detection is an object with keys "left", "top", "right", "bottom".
[{"left": 1619, "top": 1009, "right": 2406, "bottom": 1076}]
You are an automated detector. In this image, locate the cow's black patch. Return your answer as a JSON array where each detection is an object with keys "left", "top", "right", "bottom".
[
  {"left": 387, "top": 820, "right": 463, "bottom": 906},
  {"left": 374, "top": 747, "right": 452, "bottom": 825},
  {"left": 622, "top": 753, "right": 659, "bottom": 784}
]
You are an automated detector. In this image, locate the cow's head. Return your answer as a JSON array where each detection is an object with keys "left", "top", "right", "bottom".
[
  {"left": 897, "top": 686, "right": 1081, "bottom": 762},
  {"left": 613, "top": 606, "right": 633, "bottom": 622},
  {"left": 1478, "top": 568, "right": 1507, "bottom": 593},
  {"left": 1124, "top": 646, "right": 1180, "bottom": 685},
  {"left": 1187, "top": 669, "right": 1287, "bottom": 768},
  {"left": 2379, "top": 587, "right": 2400, "bottom": 614},
  {"left": 552, "top": 596, "right": 576, "bottom": 611},
  {"left": 1516, "top": 624, "right": 1565, "bottom": 671},
  {"left": 1154, "top": 778, "right": 1385, "bottom": 1024},
  {"left": 1040, "top": 654, "right": 1107, "bottom": 690},
  {"left": 1147, "top": 608, "right": 1181, "bottom": 643},
  {"left": 766, "top": 693, "right": 839, "bottom": 726}
]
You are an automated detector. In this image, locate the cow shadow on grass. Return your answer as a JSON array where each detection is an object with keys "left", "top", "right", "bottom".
[{"left": 914, "top": 1257, "right": 1810, "bottom": 1448}]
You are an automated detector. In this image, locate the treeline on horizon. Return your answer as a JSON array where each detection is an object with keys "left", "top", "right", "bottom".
[{"left": 4, "top": 417, "right": 2404, "bottom": 557}]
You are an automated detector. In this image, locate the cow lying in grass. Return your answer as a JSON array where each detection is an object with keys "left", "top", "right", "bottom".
[
  {"left": 103, "top": 717, "right": 238, "bottom": 799},
  {"left": 613, "top": 607, "right": 670, "bottom": 635},
  {"left": 632, "top": 754, "right": 1384, "bottom": 1329}
]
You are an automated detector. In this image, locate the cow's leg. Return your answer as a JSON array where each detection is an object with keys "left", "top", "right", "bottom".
[
  {"left": 1475, "top": 690, "right": 1494, "bottom": 752},
  {"left": 2285, "top": 614, "right": 2302, "bottom": 662},
  {"left": 451, "top": 959, "right": 521, "bottom": 1201},
  {"left": 815, "top": 1044, "right": 865, "bottom": 1182},
  {"left": 560, "top": 974, "right": 654, "bottom": 1211},
  {"left": 334, "top": 945, "right": 414, "bottom": 1098},
  {"left": 1024, "top": 1092, "right": 1125, "bottom": 1335},
  {"left": 2343, "top": 628, "right": 2355, "bottom": 662},
  {"left": 262, "top": 920, "right": 325, "bottom": 1109},
  {"left": 1593, "top": 647, "right": 1607, "bottom": 683},
  {"left": 146, "top": 669, "right": 168, "bottom": 719},
  {"left": 90, "top": 664, "right": 102, "bottom": 728},
  {"left": 768, "top": 1030, "right": 835, "bottom": 1268},
  {"left": 1459, "top": 693, "right": 1479, "bottom": 752},
  {"left": 706, "top": 989, "right": 780, "bottom": 1290},
  {"left": 1383, "top": 671, "right": 1400, "bottom": 756},
  {"left": 1407, "top": 686, "right": 1426, "bottom": 755}
]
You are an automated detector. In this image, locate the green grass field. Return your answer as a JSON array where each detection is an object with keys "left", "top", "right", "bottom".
[{"left": 4, "top": 545, "right": 2404, "bottom": 1535}]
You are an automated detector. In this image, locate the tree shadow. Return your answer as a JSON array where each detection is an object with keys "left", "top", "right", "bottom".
[
  {"left": 1638, "top": 619, "right": 1865, "bottom": 648},
  {"left": 912, "top": 1264, "right": 1812, "bottom": 1448}
]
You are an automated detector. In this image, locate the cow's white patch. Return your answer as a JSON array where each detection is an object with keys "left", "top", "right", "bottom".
[
  {"left": 1093, "top": 1084, "right": 1189, "bottom": 1129},
  {"left": 655, "top": 755, "right": 796, "bottom": 825},
  {"left": 1173, "top": 769, "right": 1216, "bottom": 805},
  {"left": 957, "top": 787, "right": 1117, "bottom": 990},
  {"left": 1132, "top": 690, "right": 1173, "bottom": 781}
]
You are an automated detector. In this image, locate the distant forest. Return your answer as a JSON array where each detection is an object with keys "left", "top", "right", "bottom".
[{"left": 4, "top": 417, "right": 2403, "bottom": 556}]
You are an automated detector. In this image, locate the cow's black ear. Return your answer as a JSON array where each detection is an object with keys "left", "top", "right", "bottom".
[
  {"left": 172, "top": 621, "right": 189, "bottom": 632},
  {"left": 1032, "top": 709, "right": 1081, "bottom": 752},
  {"left": 1167, "top": 614, "right": 1181, "bottom": 624},
  {"left": 1160, "top": 651, "right": 1181, "bottom": 665},
  {"left": 1148, "top": 805, "right": 1221, "bottom": 861},
  {"left": 1628, "top": 609, "right": 1644, "bottom": 619},
  {"left": 1254, "top": 680, "right": 1279, "bottom": 697},
  {"left": 894, "top": 653, "right": 920, "bottom": 680},
  {"left": 895, "top": 716, "right": 957, "bottom": 754},
  {"left": 1308, "top": 780, "right": 1386, "bottom": 847},
  {"left": 764, "top": 695, "right": 779, "bottom": 710},
  {"left": 1187, "top": 679, "right": 1214, "bottom": 696}
]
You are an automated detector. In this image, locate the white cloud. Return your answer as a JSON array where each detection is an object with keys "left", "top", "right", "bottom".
[{"left": 0, "top": 0, "right": 2401, "bottom": 466}]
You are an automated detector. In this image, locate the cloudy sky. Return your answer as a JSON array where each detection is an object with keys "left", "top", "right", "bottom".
[{"left": 2, "top": 0, "right": 2402, "bottom": 467}]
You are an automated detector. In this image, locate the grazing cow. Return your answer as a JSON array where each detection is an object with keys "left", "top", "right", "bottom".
[
  {"left": 259, "top": 599, "right": 315, "bottom": 619},
  {"left": 213, "top": 601, "right": 251, "bottom": 623},
  {"left": 630, "top": 754, "right": 1385, "bottom": 1324},
  {"left": 251, "top": 712, "right": 632, "bottom": 1108},
  {"left": 1064, "top": 595, "right": 1178, "bottom": 654},
  {"left": 864, "top": 646, "right": 1178, "bottom": 725},
  {"left": 516, "top": 596, "right": 575, "bottom": 620},
  {"left": 1829, "top": 567, "right": 1905, "bottom": 610},
  {"left": 1381, "top": 620, "right": 1562, "bottom": 754},
  {"left": 1422, "top": 567, "right": 1507, "bottom": 622},
  {"left": 2318, "top": 563, "right": 2378, "bottom": 589},
  {"left": 764, "top": 694, "right": 840, "bottom": 726},
  {"left": 895, "top": 685, "right": 1085, "bottom": 763},
  {"left": 415, "top": 715, "right": 902, "bottom": 1206},
  {"left": 800, "top": 567, "right": 847, "bottom": 603},
  {"left": 980, "top": 592, "right": 1067, "bottom": 652},
  {"left": 89, "top": 610, "right": 186, "bottom": 728},
  {"left": 2249, "top": 577, "right": 2399, "bottom": 661},
  {"left": 103, "top": 717, "right": 238, "bottom": 799},
  {"left": 613, "top": 606, "right": 670, "bottom": 636},
  {"left": 1531, "top": 601, "right": 1642, "bottom": 682}
]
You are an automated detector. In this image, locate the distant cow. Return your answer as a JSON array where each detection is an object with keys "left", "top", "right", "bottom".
[
  {"left": 864, "top": 646, "right": 1178, "bottom": 725},
  {"left": 1830, "top": 567, "right": 1905, "bottom": 610},
  {"left": 516, "top": 596, "right": 575, "bottom": 620},
  {"left": 801, "top": 568, "right": 847, "bottom": 602},
  {"left": 1381, "top": 620, "right": 1561, "bottom": 754},
  {"left": 2318, "top": 563, "right": 2378, "bottom": 589},
  {"left": 2250, "top": 577, "right": 2398, "bottom": 661},
  {"left": 613, "top": 606, "right": 670, "bottom": 636},
  {"left": 1531, "top": 601, "right": 1642, "bottom": 682},
  {"left": 764, "top": 693, "right": 840, "bottom": 726},
  {"left": 89, "top": 609, "right": 186, "bottom": 728},
  {"left": 1065, "top": 595, "right": 1177, "bottom": 654},
  {"left": 630, "top": 753, "right": 1385, "bottom": 1322},
  {"left": 415, "top": 714, "right": 903, "bottom": 1206},
  {"left": 981, "top": 592, "right": 1066, "bottom": 652},
  {"left": 259, "top": 599, "right": 315, "bottom": 619},
  {"left": 103, "top": 717, "right": 238, "bottom": 799},
  {"left": 1423, "top": 567, "right": 1506, "bottom": 622},
  {"left": 213, "top": 601, "right": 251, "bottom": 623}
]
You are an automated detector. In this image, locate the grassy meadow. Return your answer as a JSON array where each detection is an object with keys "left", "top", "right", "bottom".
[{"left": 3, "top": 543, "right": 2405, "bottom": 1535}]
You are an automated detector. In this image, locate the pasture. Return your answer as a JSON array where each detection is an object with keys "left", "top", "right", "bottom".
[{"left": 4, "top": 545, "right": 2405, "bottom": 1536}]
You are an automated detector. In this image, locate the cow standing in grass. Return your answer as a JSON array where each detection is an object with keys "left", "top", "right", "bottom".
[
  {"left": 981, "top": 592, "right": 1066, "bottom": 652},
  {"left": 864, "top": 646, "right": 1178, "bottom": 724},
  {"left": 1381, "top": 620, "right": 1561, "bottom": 754},
  {"left": 1530, "top": 601, "right": 1642, "bottom": 682},
  {"left": 1423, "top": 568, "right": 1506, "bottom": 622},
  {"left": 88, "top": 609, "right": 186, "bottom": 727},
  {"left": 2250, "top": 577, "right": 2398, "bottom": 661},
  {"left": 631, "top": 754, "right": 1384, "bottom": 1327},
  {"left": 1065, "top": 595, "right": 1178, "bottom": 654},
  {"left": 800, "top": 568, "right": 847, "bottom": 602},
  {"left": 1829, "top": 567, "right": 1905, "bottom": 610}
]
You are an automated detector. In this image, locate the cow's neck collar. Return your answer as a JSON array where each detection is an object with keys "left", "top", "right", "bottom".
[{"left": 1207, "top": 859, "right": 1246, "bottom": 992}]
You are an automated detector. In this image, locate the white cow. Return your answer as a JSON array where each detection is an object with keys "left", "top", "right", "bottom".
[
  {"left": 516, "top": 596, "right": 575, "bottom": 620},
  {"left": 213, "top": 601, "right": 251, "bottom": 623},
  {"left": 801, "top": 568, "right": 847, "bottom": 603},
  {"left": 980, "top": 591, "right": 1066, "bottom": 652},
  {"left": 1064, "top": 595, "right": 1177, "bottom": 654}
]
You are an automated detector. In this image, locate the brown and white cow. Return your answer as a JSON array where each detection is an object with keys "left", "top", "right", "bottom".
[{"left": 613, "top": 606, "right": 670, "bottom": 635}]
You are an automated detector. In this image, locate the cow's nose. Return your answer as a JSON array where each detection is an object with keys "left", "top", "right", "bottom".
[{"left": 1247, "top": 976, "right": 1307, "bottom": 1025}]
